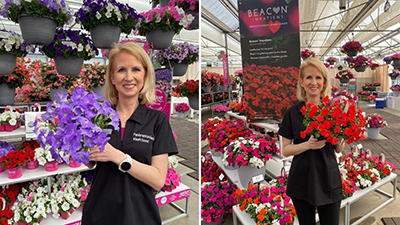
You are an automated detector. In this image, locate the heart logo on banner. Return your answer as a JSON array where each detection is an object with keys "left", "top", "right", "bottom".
[
  {"left": 285, "top": 0, "right": 292, "bottom": 3},
  {"left": 273, "top": 7, "right": 280, "bottom": 14},
  {"left": 269, "top": 21, "right": 281, "bottom": 33},
  {"left": 239, "top": 10, "right": 269, "bottom": 37}
]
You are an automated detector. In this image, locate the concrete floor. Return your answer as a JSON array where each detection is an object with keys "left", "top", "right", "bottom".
[{"left": 201, "top": 101, "right": 400, "bottom": 225}]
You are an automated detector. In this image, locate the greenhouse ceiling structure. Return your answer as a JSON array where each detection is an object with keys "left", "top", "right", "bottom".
[{"left": 201, "top": 0, "right": 400, "bottom": 67}]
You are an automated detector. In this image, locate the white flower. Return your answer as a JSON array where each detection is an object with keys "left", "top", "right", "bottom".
[
  {"left": 72, "top": 199, "right": 80, "bottom": 208},
  {"left": 4, "top": 43, "right": 12, "bottom": 51},
  {"left": 25, "top": 215, "right": 32, "bottom": 223},
  {"left": 77, "top": 44, "right": 84, "bottom": 52},
  {"left": 96, "top": 11, "right": 102, "bottom": 20},
  {"left": 61, "top": 202, "right": 70, "bottom": 211},
  {"left": 105, "top": 11, "right": 112, "bottom": 18}
]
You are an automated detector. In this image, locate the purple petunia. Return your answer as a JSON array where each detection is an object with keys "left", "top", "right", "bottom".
[{"left": 34, "top": 88, "right": 120, "bottom": 164}]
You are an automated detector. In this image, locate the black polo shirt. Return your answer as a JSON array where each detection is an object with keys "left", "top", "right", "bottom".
[
  {"left": 82, "top": 104, "right": 178, "bottom": 225},
  {"left": 278, "top": 102, "right": 342, "bottom": 206}
]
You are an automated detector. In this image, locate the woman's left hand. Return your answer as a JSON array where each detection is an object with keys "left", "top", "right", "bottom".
[{"left": 89, "top": 143, "right": 125, "bottom": 164}]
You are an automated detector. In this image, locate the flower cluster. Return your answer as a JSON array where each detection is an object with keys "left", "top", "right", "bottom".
[
  {"left": 345, "top": 55, "right": 371, "bottom": 68},
  {"left": 41, "top": 29, "right": 98, "bottom": 60},
  {"left": 301, "top": 49, "right": 315, "bottom": 59},
  {"left": 0, "top": 144, "right": 33, "bottom": 169},
  {"left": 365, "top": 113, "right": 387, "bottom": 128},
  {"left": 335, "top": 69, "right": 355, "bottom": 79},
  {"left": 229, "top": 101, "right": 242, "bottom": 112},
  {"left": 80, "top": 62, "right": 106, "bottom": 88},
  {"left": 223, "top": 133, "right": 279, "bottom": 169},
  {"left": 0, "top": 141, "right": 16, "bottom": 159},
  {"left": 75, "top": 0, "right": 141, "bottom": 35},
  {"left": 208, "top": 121, "right": 252, "bottom": 153},
  {"left": 389, "top": 71, "right": 399, "bottom": 79},
  {"left": 367, "top": 95, "right": 376, "bottom": 101},
  {"left": 38, "top": 59, "right": 81, "bottom": 90},
  {"left": 201, "top": 180, "right": 237, "bottom": 223},
  {"left": 35, "top": 145, "right": 57, "bottom": 165},
  {"left": 174, "top": 102, "right": 190, "bottom": 113},
  {"left": 156, "top": 81, "right": 173, "bottom": 96},
  {"left": 135, "top": 6, "right": 194, "bottom": 35},
  {"left": 390, "top": 85, "right": 400, "bottom": 91},
  {"left": 174, "top": 79, "right": 199, "bottom": 97},
  {"left": 0, "top": 106, "right": 22, "bottom": 126},
  {"left": 155, "top": 42, "right": 198, "bottom": 65},
  {"left": 325, "top": 57, "right": 337, "bottom": 62},
  {"left": 389, "top": 53, "right": 400, "bottom": 60},
  {"left": 332, "top": 90, "right": 357, "bottom": 101},
  {"left": 17, "top": 140, "right": 38, "bottom": 162},
  {"left": 155, "top": 68, "right": 173, "bottom": 83},
  {"left": 243, "top": 63, "right": 299, "bottom": 119},
  {"left": 370, "top": 62, "right": 379, "bottom": 68},
  {"left": 161, "top": 166, "right": 181, "bottom": 192},
  {"left": 0, "top": 29, "right": 34, "bottom": 57},
  {"left": 300, "top": 96, "right": 366, "bottom": 145},
  {"left": 341, "top": 41, "right": 363, "bottom": 53},
  {"left": 0, "top": 0, "right": 73, "bottom": 27},
  {"left": 235, "top": 184, "right": 296, "bottom": 225},
  {"left": 201, "top": 117, "right": 229, "bottom": 141},
  {"left": 0, "top": 57, "right": 30, "bottom": 88},
  {"left": 201, "top": 70, "right": 222, "bottom": 87},
  {"left": 331, "top": 85, "right": 339, "bottom": 92},
  {"left": 34, "top": 88, "right": 119, "bottom": 164},
  {"left": 212, "top": 104, "right": 229, "bottom": 113},
  {"left": 201, "top": 152, "right": 227, "bottom": 183},
  {"left": 168, "top": 0, "right": 199, "bottom": 11}
]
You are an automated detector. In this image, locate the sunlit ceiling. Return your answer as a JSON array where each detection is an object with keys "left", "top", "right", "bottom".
[{"left": 201, "top": 0, "right": 400, "bottom": 67}]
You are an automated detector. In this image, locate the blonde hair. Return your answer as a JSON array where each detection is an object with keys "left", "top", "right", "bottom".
[
  {"left": 104, "top": 42, "right": 155, "bottom": 105},
  {"left": 296, "top": 57, "right": 331, "bottom": 102}
]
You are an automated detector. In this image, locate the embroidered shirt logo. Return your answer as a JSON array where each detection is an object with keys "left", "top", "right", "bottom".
[{"left": 132, "top": 133, "right": 155, "bottom": 143}]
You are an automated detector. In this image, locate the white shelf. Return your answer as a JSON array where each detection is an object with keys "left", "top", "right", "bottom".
[
  {"left": 41, "top": 208, "right": 82, "bottom": 225},
  {"left": 0, "top": 163, "right": 91, "bottom": 186},
  {"left": 0, "top": 126, "right": 26, "bottom": 140}
]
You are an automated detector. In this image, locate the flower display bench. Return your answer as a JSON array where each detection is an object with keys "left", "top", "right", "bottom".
[
  {"left": 156, "top": 183, "right": 191, "bottom": 224},
  {"left": 171, "top": 96, "right": 196, "bottom": 118}
]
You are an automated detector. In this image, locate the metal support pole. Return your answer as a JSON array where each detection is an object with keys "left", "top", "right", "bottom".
[{"left": 225, "top": 32, "right": 231, "bottom": 103}]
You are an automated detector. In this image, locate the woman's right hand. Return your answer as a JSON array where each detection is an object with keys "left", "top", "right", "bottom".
[{"left": 306, "top": 136, "right": 326, "bottom": 150}]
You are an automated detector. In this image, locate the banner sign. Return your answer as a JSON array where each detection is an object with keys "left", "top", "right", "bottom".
[
  {"left": 222, "top": 53, "right": 229, "bottom": 87},
  {"left": 238, "top": 0, "right": 301, "bottom": 121},
  {"left": 146, "top": 87, "right": 171, "bottom": 121}
]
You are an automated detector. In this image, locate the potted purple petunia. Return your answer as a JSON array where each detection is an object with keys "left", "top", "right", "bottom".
[
  {"left": 341, "top": 40, "right": 363, "bottom": 57},
  {"left": 74, "top": 0, "right": 141, "bottom": 49},
  {"left": 390, "top": 53, "right": 400, "bottom": 67},
  {"left": 33, "top": 88, "right": 120, "bottom": 164},
  {"left": 135, "top": 6, "right": 194, "bottom": 49},
  {"left": 41, "top": 29, "right": 98, "bottom": 76},
  {"left": 0, "top": 0, "right": 73, "bottom": 45},
  {"left": 345, "top": 55, "right": 370, "bottom": 72},
  {"left": 154, "top": 42, "right": 199, "bottom": 76}
]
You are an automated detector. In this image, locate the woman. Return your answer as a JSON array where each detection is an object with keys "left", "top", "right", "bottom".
[
  {"left": 278, "top": 58, "right": 345, "bottom": 225},
  {"left": 82, "top": 42, "right": 178, "bottom": 225}
]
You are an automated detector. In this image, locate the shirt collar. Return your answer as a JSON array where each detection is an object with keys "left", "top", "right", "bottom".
[{"left": 128, "top": 104, "right": 146, "bottom": 125}]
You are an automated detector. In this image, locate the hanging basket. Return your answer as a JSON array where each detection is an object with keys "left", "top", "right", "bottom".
[
  {"left": 346, "top": 50, "right": 357, "bottom": 57},
  {"left": 18, "top": 15, "right": 57, "bottom": 45},
  {"left": 90, "top": 24, "right": 121, "bottom": 49},
  {"left": 202, "top": 86, "right": 212, "bottom": 93},
  {"left": 91, "top": 85, "right": 105, "bottom": 96},
  {"left": 145, "top": 29, "right": 175, "bottom": 50},
  {"left": 354, "top": 66, "right": 366, "bottom": 72},
  {"left": 340, "top": 78, "right": 349, "bottom": 84},
  {"left": 171, "top": 62, "right": 188, "bottom": 76},
  {"left": 0, "top": 84, "right": 15, "bottom": 105},
  {"left": 371, "top": 66, "right": 377, "bottom": 71},
  {"left": 185, "top": 10, "right": 199, "bottom": 30},
  {"left": 393, "top": 59, "right": 400, "bottom": 67},
  {"left": 0, "top": 53, "right": 16, "bottom": 75},
  {"left": 159, "top": 0, "right": 170, "bottom": 6},
  {"left": 187, "top": 95, "right": 199, "bottom": 110},
  {"left": 54, "top": 57, "right": 84, "bottom": 76},
  {"left": 384, "top": 59, "right": 391, "bottom": 64}
]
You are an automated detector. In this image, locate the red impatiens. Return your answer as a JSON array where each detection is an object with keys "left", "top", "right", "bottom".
[
  {"left": 243, "top": 63, "right": 299, "bottom": 120},
  {"left": 300, "top": 96, "right": 366, "bottom": 145}
]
